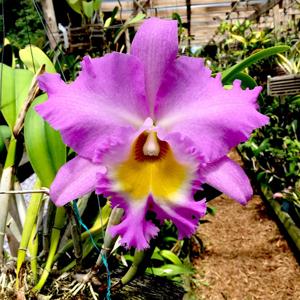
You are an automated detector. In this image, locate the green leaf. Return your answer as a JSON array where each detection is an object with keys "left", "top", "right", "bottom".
[
  {"left": 291, "top": 98, "right": 300, "bottom": 106},
  {"left": 0, "top": 64, "right": 15, "bottom": 128},
  {"left": 231, "top": 72, "right": 258, "bottom": 89},
  {"left": 83, "top": 1, "right": 94, "bottom": 19},
  {"left": 19, "top": 45, "right": 56, "bottom": 74},
  {"left": 207, "top": 206, "right": 216, "bottom": 216},
  {"left": 151, "top": 250, "right": 164, "bottom": 261},
  {"left": 24, "top": 94, "right": 66, "bottom": 187},
  {"left": 147, "top": 264, "right": 193, "bottom": 277},
  {"left": 257, "top": 171, "right": 266, "bottom": 182},
  {"left": 0, "top": 64, "right": 34, "bottom": 130},
  {"left": 15, "top": 69, "right": 35, "bottom": 117},
  {"left": 222, "top": 46, "right": 290, "bottom": 84},
  {"left": 104, "top": 6, "right": 119, "bottom": 28},
  {"left": 0, "top": 125, "right": 11, "bottom": 153},
  {"left": 66, "top": 0, "right": 82, "bottom": 15},
  {"left": 114, "top": 13, "right": 145, "bottom": 43},
  {"left": 104, "top": 17, "right": 112, "bottom": 28},
  {"left": 163, "top": 236, "right": 178, "bottom": 243},
  {"left": 126, "top": 12, "right": 146, "bottom": 26},
  {"left": 160, "top": 250, "right": 182, "bottom": 265},
  {"left": 230, "top": 33, "right": 247, "bottom": 46},
  {"left": 172, "top": 12, "right": 182, "bottom": 27},
  {"left": 93, "top": 0, "right": 102, "bottom": 10},
  {"left": 123, "top": 254, "right": 134, "bottom": 263}
]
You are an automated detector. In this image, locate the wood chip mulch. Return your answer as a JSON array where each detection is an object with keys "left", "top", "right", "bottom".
[{"left": 193, "top": 194, "right": 300, "bottom": 300}]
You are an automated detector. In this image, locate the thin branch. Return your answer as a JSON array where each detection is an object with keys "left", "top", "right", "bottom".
[{"left": 0, "top": 189, "right": 49, "bottom": 195}]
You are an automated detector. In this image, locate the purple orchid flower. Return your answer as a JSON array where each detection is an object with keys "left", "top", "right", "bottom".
[{"left": 36, "top": 18, "right": 269, "bottom": 250}]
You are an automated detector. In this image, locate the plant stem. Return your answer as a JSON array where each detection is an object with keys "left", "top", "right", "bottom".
[
  {"left": 95, "top": 207, "right": 123, "bottom": 268},
  {"left": 114, "top": 239, "right": 156, "bottom": 290},
  {"left": 0, "top": 189, "right": 49, "bottom": 195},
  {"left": 0, "top": 137, "right": 16, "bottom": 263},
  {"left": 42, "top": 201, "right": 56, "bottom": 257},
  {"left": 120, "top": 250, "right": 146, "bottom": 286},
  {"left": 13, "top": 181, "right": 28, "bottom": 228},
  {"left": 53, "top": 203, "right": 111, "bottom": 264},
  {"left": 65, "top": 204, "right": 82, "bottom": 267},
  {"left": 58, "top": 194, "right": 89, "bottom": 252},
  {"left": 33, "top": 207, "right": 66, "bottom": 293},
  {"left": 28, "top": 223, "right": 39, "bottom": 284},
  {"left": 16, "top": 179, "right": 43, "bottom": 290}
]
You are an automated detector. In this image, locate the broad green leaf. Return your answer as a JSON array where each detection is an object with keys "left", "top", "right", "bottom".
[
  {"left": 83, "top": 1, "right": 94, "bottom": 19},
  {"left": 0, "top": 64, "right": 34, "bottom": 130},
  {"left": 19, "top": 45, "right": 56, "bottom": 74},
  {"left": 24, "top": 94, "right": 66, "bottom": 187},
  {"left": 93, "top": 0, "right": 102, "bottom": 10},
  {"left": 222, "top": 46, "right": 290, "bottom": 84},
  {"left": 160, "top": 250, "right": 182, "bottom": 265},
  {"left": 147, "top": 264, "right": 193, "bottom": 277},
  {"left": 15, "top": 69, "right": 35, "bottom": 117},
  {"left": 123, "top": 254, "right": 134, "bottom": 262},
  {"left": 151, "top": 251, "right": 164, "bottom": 261},
  {"left": 0, "top": 64, "right": 15, "bottom": 128},
  {"left": 66, "top": 0, "right": 82, "bottom": 15}
]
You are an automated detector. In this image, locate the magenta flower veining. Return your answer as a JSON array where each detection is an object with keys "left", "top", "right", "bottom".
[{"left": 36, "top": 18, "right": 269, "bottom": 249}]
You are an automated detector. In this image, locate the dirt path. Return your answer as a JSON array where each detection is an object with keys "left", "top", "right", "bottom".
[{"left": 193, "top": 194, "right": 300, "bottom": 300}]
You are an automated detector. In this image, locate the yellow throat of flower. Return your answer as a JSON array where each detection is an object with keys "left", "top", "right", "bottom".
[{"left": 114, "top": 131, "right": 190, "bottom": 202}]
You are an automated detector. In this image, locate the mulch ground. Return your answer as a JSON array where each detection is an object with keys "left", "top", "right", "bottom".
[{"left": 192, "top": 153, "right": 300, "bottom": 300}]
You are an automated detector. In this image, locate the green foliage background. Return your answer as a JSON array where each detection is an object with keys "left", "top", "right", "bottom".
[{"left": 4, "top": 0, "right": 45, "bottom": 48}]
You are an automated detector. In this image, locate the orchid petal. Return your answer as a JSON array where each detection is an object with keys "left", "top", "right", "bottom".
[
  {"left": 36, "top": 53, "right": 148, "bottom": 160},
  {"left": 109, "top": 200, "right": 159, "bottom": 250},
  {"left": 131, "top": 18, "right": 178, "bottom": 113},
  {"left": 199, "top": 156, "right": 253, "bottom": 204},
  {"left": 155, "top": 56, "right": 269, "bottom": 163},
  {"left": 152, "top": 198, "right": 206, "bottom": 239},
  {"left": 50, "top": 156, "right": 105, "bottom": 206}
]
